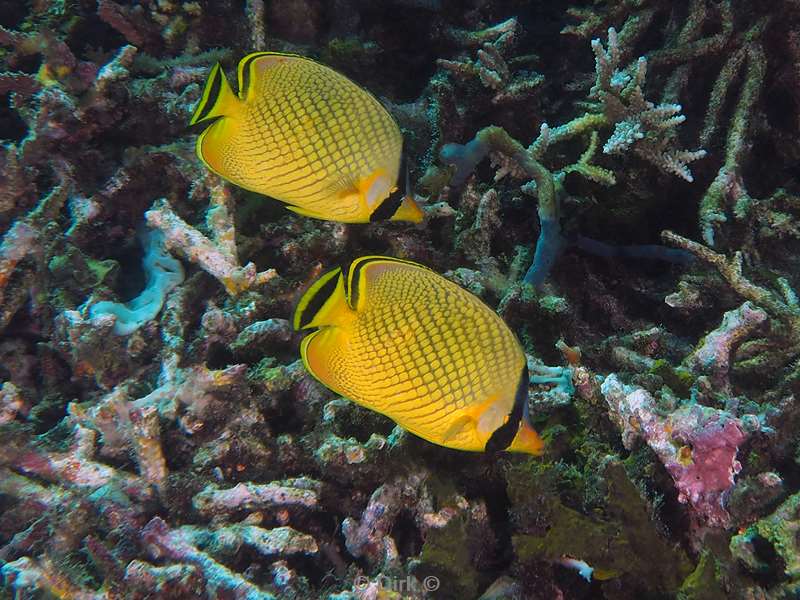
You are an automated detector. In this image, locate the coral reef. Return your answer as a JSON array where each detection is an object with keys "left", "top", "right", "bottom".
[{"left": 2, "top": 1, "right": 800, "bottom": 599}]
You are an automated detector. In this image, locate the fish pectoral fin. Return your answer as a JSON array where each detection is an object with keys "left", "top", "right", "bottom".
[
  {"left": 471, "top": 395, "right": 509, "bottom": 437},
  {"left": 356, "top": 169, "right": 392, "bottom": 210},
  {"left": 441, "top": 414, "right": 475, "bottom": 444}
]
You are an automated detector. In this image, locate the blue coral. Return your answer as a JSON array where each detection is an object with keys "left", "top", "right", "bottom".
[{"left": 89, "top": 227, "right": 184, "bottom": 335}]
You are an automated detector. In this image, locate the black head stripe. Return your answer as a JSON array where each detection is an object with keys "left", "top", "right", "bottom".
[
  {"left": 297, "top": 272, "right": 340, "bottom": 329},
  {"left": 485, "top": 365, "right": 528, "bottom": 453},
  {"left": 195, "top": 66, "right": 223, "bottom": 124}
]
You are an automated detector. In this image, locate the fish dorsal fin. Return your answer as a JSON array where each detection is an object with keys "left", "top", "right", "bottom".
[
  {"left": 345, "top": 256, "right": 430, "bottom": 311},
  {"left": 190, "top": 63, "right": 240, "bottom": 125},
  {"left": 236, "top": 51, "right": 304, "bottom": 101},
  {"left": 293, "top": 268, "right": 354, "bottom": 330}
]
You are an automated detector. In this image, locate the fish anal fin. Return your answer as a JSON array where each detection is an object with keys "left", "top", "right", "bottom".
[
  {"left": 389, "top": 195, "right": 424, "bottom": 223},
  {"left": 507, "top": 420, "right": 544, "bottom": 455},
  {"left": 286, "top": 204, "right": 328, "bottom": 219}
]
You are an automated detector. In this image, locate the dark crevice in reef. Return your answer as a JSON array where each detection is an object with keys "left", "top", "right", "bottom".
[{"left": 0, "top": 93, "right": 28, "bottom": 142}]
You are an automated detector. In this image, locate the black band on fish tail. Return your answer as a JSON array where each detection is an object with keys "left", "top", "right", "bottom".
[
  {"left": 295, "top": 269, "right": 341, "bottom": 330},
  {"left": 397, "top": 152, "right": 408, "bottom": 197},
  {"left": 194, "top": 65, "right": 223, "bottom": 124},
  {"left": 369, "top": 189, "right": 404, "bottom": 222},
  {"left": 485, "top": 365, "right": 528, "bottom": 453},
  {"left": 369, "top": 152, "right": 408, "bottom": 223}
]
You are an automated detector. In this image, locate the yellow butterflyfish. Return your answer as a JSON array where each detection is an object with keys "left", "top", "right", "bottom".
[
  {"left": 293, "top": 256, "right": 544, "bottom": 454},
  {"left": 189, "top": 52, "right": 424, "bottom": 224}
]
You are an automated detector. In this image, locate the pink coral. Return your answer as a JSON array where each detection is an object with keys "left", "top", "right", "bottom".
[{"left": 601, "top": 374, "right": 751, "bottom": 528}]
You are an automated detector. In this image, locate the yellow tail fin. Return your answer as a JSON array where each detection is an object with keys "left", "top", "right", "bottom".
[
  {"left": 508, "top": 420, "right": 544, "bottom": 455},
  {"left": 190, "top": 63, "right": 239, "bottom": 125}
]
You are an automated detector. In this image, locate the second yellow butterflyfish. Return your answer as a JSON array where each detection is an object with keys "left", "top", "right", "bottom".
[
  {"left": 293, "top": 256, "right": 544, "bottom": 455},
  {"left": 190, "top": 52, "right": 423, "bottom": 224}
]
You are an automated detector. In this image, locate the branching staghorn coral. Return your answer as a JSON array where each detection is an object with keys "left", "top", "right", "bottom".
[
  {"left": 698, "top": 42, "right": 766, "bottom": 246},
  {"left": 192, "top": 479, "right": 321, "bottom": 517},
  {"left": 589, "top": 29, "right": 707, "bottom": 182},
  {"left": 564, "top": 1, "right": 779, "bottom": 250},
  {"left": 2, "top": 310, "right": 320, "bottom": 598},
  {"left": 0, "top": 176, "right": 69, "bottom": 331},
  {"left": 142, "top": 518, "right": 278, "bottom": 600},
  {"left": 663, "top": 231, "right": 800, "bottom": 373},
  {"left": 438, "top": 17, "right": 543, "bottom": 105},
  {"left": 437, "top": 28, "right": 702, "bottom": 287},
  {"left": 145, "top": 185, "right": 277, "bottom": 297}
]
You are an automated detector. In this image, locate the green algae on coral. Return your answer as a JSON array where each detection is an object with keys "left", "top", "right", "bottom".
[
  {"left": 677, "top": 550, "right": 726, "bottom": 600},
  {"left": 511, "top": 461, "right": 691, "bottom": 594},
  {"left": 731, "top": 491, "right": 800, "bottom": 581},
  {"left": 415, "top": 517, "right": 480, "bottom": 600},
  {"left": 649, "top": 359, "right": 694, "bottom": 398}
]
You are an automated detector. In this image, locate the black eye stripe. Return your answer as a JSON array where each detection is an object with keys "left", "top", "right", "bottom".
[{"left": 346, "top": 257, "right": 383, "bottom": 308}]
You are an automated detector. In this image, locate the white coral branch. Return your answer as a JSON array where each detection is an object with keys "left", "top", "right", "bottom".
[{"left": 145, "top": 197, "right": 276, "bottom": 296}]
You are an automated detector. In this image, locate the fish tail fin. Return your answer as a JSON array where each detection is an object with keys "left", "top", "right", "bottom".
[
  {"left": 508, "top": 420, "right": 544, "bottom": 455},
  {"left": 190, "top": 63, "right": 239, "bottom": 126},
  {"left": 391, "top": 156, "right": 424, "bottom": 223},
  {"left": 389, "top": 195, "right": 424, "bottom": 223},
  {"left": 293, "top": 268, "right": 354, "bottom": 330}
]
